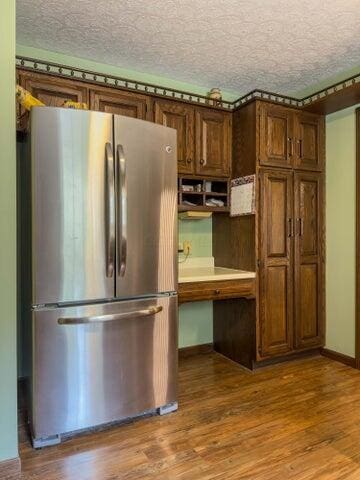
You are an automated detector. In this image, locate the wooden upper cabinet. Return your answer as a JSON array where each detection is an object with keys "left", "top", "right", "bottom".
[
  {"left": 154, "top": 100, "right": 195, "bottom": 174},
  {"left": 294, "top": 172, "right": 324, "bottom": 349},
  {"left": 21, "top": 72, "right": 89, "bottom": 108},
  {"left": 259, "top": 103, "right": 294, "bottom": 169},
  {"left": 294, "top": 113, "right": 324, "bottom": 171},
  {"left": 195, "top": 109, "right": 231, "bottom": 177},
  {"left": 259, "top": 170, "right": 294, "bottom": 357},
  {"left": 16, "top": 69, "right": 232, "bottom": 179},
  {"left": 90, "top": 88, "right": 150, "bottom": 120}
]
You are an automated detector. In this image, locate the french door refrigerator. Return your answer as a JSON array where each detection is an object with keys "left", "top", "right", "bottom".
[{"left": 22, "top": 107, "right": 178, "bottom": 448}]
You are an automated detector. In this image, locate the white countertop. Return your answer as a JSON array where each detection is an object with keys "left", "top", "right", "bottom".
[
  {"left": 178, "top": 257, "right": 255, "bottom": 283},
  {"left": 179, "top": 266, "right": 256, "bottom": 283}
]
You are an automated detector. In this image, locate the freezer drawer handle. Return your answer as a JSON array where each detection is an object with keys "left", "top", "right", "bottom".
[
  {"left": 117, "top": 144, "right": 127, "bottom": 277},
  {"left": 58, "top": 305, "right": 163, "bottom": 325},
  {"left": 105, "top": 142, "right": 115, "bottom": 277}
]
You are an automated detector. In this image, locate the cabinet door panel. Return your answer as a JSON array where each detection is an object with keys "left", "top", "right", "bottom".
[
  {"left": 299, "top": 263, "right": 319, "bottom": 341},
  {"left": 21, "top": 72, "right": 89, "bottom": 108},
  {"left": 294, "top": 172, "right": 324, "bottom": 349},
  {"left": 299, "top": 179, "right": 319, "bottom": 255},
  {"left": 90, "top": 89, "right": 150, "bottom": 120},
  {"left": 267, "top": 178, "right": 288, "bottom": 257},
  {"left": 195, "top": 109, "right": 231, "bottom": 177},
  {"left": 259, "top": 103, "right": 294, "bottom": 168},
  {"left": 154, "top": 101, "right": 194, "bottom": 174},
  {"left": 259, "top": 170, "right": 293, "bottom": 357},
  {"left": 294, "top": 113, "right": 324, "bottom": 171},
  {"left": 264, "top": 265, "right": 291, "bottom": 349}
]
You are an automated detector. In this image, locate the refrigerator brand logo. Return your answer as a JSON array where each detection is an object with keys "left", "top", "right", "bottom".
[{"left": 165, "top": 146, "right": 172, "bottom": 153}]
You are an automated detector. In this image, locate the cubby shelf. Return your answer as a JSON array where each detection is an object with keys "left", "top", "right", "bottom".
[{"left": 178, "top": 176, "right": 230, "bottom": 213}]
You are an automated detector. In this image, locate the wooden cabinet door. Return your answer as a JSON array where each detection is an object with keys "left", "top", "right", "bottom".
[
  {"left": 259, "top": 170, "right": 294, "bottom": 357},
  {"left": 259, "top": 103, "right": 294, "bottom": 169},
  {"left": 21, "top": 72, "right": 89, "bottom": 108},
  {"left": 154, "top": 100, "right": 194, "bottom": 174},
  {"left": 195, "top": 109, "right": 231, "bottom": 177},
  {"left": 294, "top": 172, "right": 324, "bottom": 349},
  {"left": 90, "top": 88, "right": 150, "bottom": 120},
  {"left": 294, "top": 113, "right": 325, "bottom": 171}
]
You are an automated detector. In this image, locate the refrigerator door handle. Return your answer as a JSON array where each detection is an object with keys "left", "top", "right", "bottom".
[
  {"left": 105, "top": 142, "right": 115, "bottom": 278},
  {"left": 58, "top": 305, "right": 163, "bottom": 325},
  {"left": 117, "top": 144, "right": 127, "bottom": 277}
]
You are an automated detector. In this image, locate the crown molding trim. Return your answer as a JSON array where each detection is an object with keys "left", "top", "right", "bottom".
[{"left": 16, "top": 55, "right": 360, "bottom": 112}]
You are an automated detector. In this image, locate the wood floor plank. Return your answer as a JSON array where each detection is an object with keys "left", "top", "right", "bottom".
[{"left": 4, "top": 353, "right": 360, "bottom": 479}]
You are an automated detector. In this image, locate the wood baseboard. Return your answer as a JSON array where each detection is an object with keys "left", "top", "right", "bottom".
[
  {"left": 321, "top": 348, "right": 356, "bottom": 368},
  {"left": 179, "top": 343, "right": 213, "bottom": 359}
]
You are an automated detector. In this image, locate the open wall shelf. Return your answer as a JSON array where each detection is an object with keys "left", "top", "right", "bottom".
[{"left": 178, "top": 176, "right": 230, "bottom": 212}]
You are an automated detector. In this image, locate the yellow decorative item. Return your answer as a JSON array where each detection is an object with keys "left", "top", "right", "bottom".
[
  {"left": 62, "top": 101, "right": 88, "bottom": 110},
  {"left": 16, "top": 85, "right": 45, "bottom": 110}
]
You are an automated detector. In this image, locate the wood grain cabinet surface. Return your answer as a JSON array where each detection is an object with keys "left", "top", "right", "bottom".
[
  {"left": 258, "top": 168, "right": 324, "bottom": 359},
  {"left": 20, "top": 71, "right": 89, "bottom": 108},
  {"left": 17, "top": 71, "right": 89, "bottom": 132},
  {"left": 179, "top": 278, "right": 255, "bottom": 304},
  {"left": 294, "top": 112, "right": 325, "bottom": 171},
  {"left": 294, "top": 171, "right": 324, "bottom": 348},
  {"left": 16, "top": 68, "right": 232, "bottom": 179},
  {"left": 259, "top": 103, "right": 294, "bottom": 169},
  {"left": 90, "top": 87, "right": 151, "bottom": 120},
  {"left": 259, "top": 169, "right": 294, "bottom": 357},
  {"left": 154, "top": 99, "right": 231, "bottom": 177},
  {"left": 195, "top": 109, "right": 231, "bottom": 177},
  {"left": 259, "top": 102, "right": 324, "bottom": 171},
  {"left": 154, "top": 100, "right": 195, "bottom": 174},
  {"left": 230, "top": 100, "right": 325, "bottom": 367}
]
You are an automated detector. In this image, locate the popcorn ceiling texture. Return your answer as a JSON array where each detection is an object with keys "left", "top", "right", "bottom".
[{"left": 17, "top": 0, "right": 360, "bottom": 96}]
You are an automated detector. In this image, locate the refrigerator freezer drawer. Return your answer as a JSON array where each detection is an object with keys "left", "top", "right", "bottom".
[{"left": 31, "top": 295, "right": 178, "bottom": 440}]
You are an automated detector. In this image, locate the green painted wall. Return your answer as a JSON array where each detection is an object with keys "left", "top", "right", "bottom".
[
  {"left": 16, "top": 45, "right": 239, "bottom": 102},
  {"left": 326, "top": 105, "right": 360, "bottom": 357},
  {"left": 178, "top": 217, "right": 212, "bottom": 258},
  {"left": 178, "top": 218, "right": 213, "bottom": 347},
  {"left": 0, "top": 0, "right": 18, "bottom": 462},
  {"left": 179, "top": 301, "right": 213, "bottom": 348}
]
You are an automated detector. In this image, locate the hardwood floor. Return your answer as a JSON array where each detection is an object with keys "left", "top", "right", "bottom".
[{"left": 3, "top": 353, "right": 360, "bottom": 479}]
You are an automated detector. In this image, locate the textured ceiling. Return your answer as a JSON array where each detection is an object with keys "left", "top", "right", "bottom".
[{"left": 17, "top": 0, "right": 360, "bottom": 96}]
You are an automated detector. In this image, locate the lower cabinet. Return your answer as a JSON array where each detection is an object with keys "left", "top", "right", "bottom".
[{"left": 258, "top": 168, "right": 324, "bottom": 360}]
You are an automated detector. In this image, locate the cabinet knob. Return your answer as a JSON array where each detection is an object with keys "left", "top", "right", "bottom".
[
  {"left": 186, "top": 158, "right": 192, "bottom": 164},
  {"left": 214, "top": 289, "right": 220, "bottom": 295},
  {"left": 200, "top": 158, "right": 205, "bottom": 165}
]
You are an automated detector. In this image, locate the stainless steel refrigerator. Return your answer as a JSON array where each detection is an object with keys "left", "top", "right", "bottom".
[{"left": 21, "top": 106, "right": 178, "bottom": 448}]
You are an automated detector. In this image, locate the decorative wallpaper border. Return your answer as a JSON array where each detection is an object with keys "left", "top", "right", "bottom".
[{"left": 16, "top": 55, "right": 360, "bottom": 111}]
